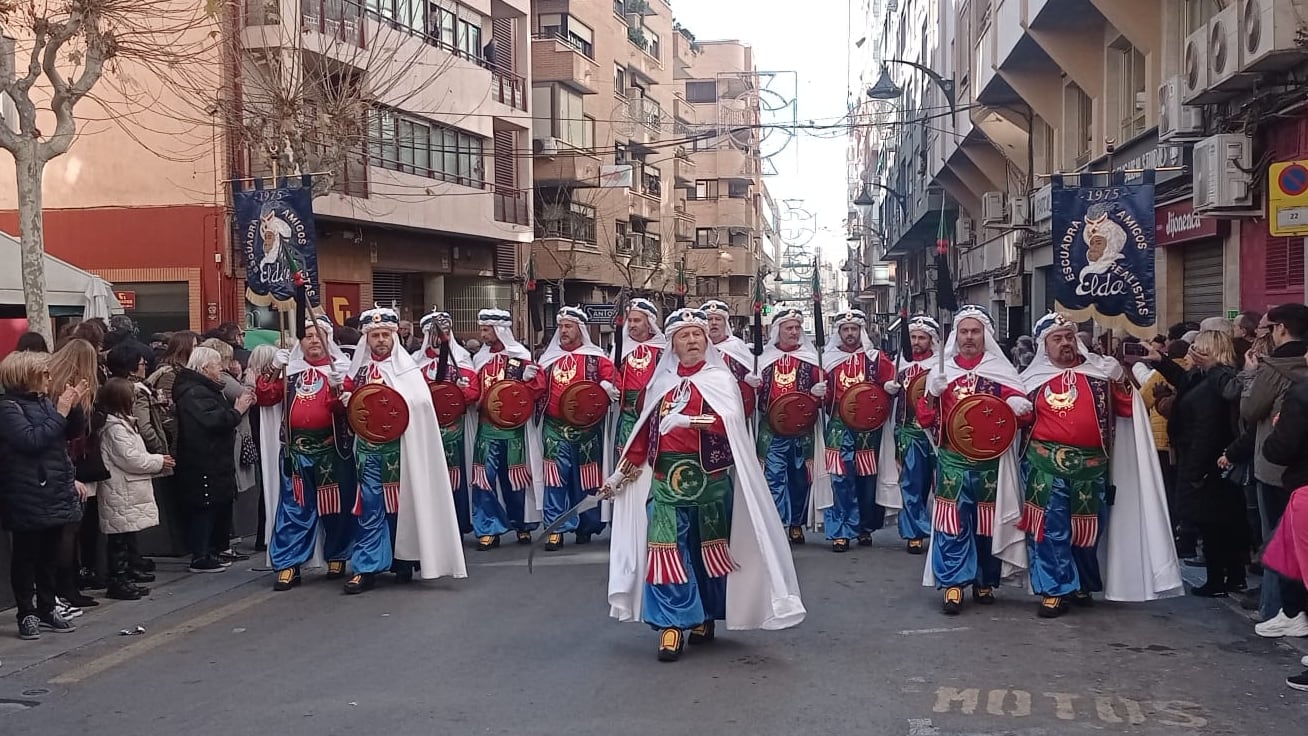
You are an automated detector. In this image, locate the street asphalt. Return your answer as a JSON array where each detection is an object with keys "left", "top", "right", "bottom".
[{"left": 0, "top": 532, "right": 1305, "bottom": 735}]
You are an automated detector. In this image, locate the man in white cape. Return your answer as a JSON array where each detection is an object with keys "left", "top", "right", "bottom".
[
  {"left": 255, "top": 315, "right": 355, "bottom": 589},
  {"left": 916, "top": 305, "right": 1031, "bottom": 614},
  {"left": 701, "top": 300, "right": 761, "bottom": 424},
  {"left": 889, "top": 315, "right": 941, "bottom": 554},
  {"left": 755, "top": 307, "right": 831, "bottom": 544},
  {"left": 412, "top": 309, "right": 478, "bottom": 541},
  {"left": 530, "top": 306, "right": 619, "bottom": 549},
  {"left": 1018, "top": 312, "right": 1182, "bottom": 614},
  {"left": 340, "top": 306, "right": 467, "bottom": 593},
  {"left": 820, "top": 309, "right": 901, "bottom": 552},
  {"left": 606, "top": 307, "right": 805, "bottom": 662}
]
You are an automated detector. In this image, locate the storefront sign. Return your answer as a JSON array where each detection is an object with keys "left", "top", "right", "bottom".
[
  {"left": 113, "top": 290, "right": 136, "bottom": 310},
  {"left": 1155, "top": 199, "right": 1221, "bottom": 246},
  {"left": 582, "top": 303, "right": 617, "bottom": 322},
  {"left": 322, "top": 281, "right": 360, "bottom": 326}
]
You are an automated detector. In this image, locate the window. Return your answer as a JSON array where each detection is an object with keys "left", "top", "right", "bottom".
[
  {"left": 727, "top": 180, "right": 751, "bottom": 199},
  {"left": 647, "top": 31, "right": 660, "bottom": 60},
  {"left": 458, "top": 18, "right": 482, "bottom": 59},
  {"left": 616, "top": 221, "right": 632, "bottom": 253},
  {"left": 695, "top": 228, "right": 715, "bottom": 247},
  {"left": 692, "top": 133, "right": 716, "bottom": 151},
  {"left": 1111, "top": 38, "right": 1146, "bottom": 143},
  {"left": 538, "top": 13, "right": 594, "bottom": 59},
  {"left": 728, "top": 228, "right": 748, "bottom": 246},
  {"left": 532, "top": 85, "right": 592, "bottom": 148},
  {"left": 613, "top": 0, "right": 625, "bottom": 16},
  {"left": 643, "top": 233, "right": 662, "bottom": 265},
  {"left": 369, "top": 106, "right": 485, "bottom": 187},
  {"left": 535, "top": 197, "right": 597, "bottom": 244},
  {"left": 615, "top": 65, "right": 626, "bottom": 95},
  {"left": 699, "top": 277, "right": 720, "bottom": 296},
  {"left": 686, "top": 80, "right": 717, "bottom": 103},
  {"left": 642, "top": 164, "right": 661, "bottom": 197},
  {"left": 615, "top": 143, "right": 629, "bottom": 164},
  {"left": 693, "top": 179, "right": 718, "bottom": 200},
  {"left": 1063, "top": 82, "right": 1092, "bottom": 169}
]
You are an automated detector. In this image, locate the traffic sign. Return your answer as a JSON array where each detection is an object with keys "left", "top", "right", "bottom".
[{"left": 1269, "top": 161, "right": 1308, "bottom": 236}]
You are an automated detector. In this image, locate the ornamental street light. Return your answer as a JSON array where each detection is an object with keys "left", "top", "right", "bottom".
[{"left": 866, "top": 59, "right": 958, "bottom": 118}]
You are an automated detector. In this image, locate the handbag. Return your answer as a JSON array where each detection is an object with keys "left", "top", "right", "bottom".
[{"left": 240, "top": 431, "right": 258, "bottom": 466}]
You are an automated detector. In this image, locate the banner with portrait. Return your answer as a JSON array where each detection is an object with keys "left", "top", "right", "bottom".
[
  {"left": 233, "top": 174, "right": 323, "bottom": 312},
  {"left": 1051, "top": 171, "right": 1157, "bottom": 338}
]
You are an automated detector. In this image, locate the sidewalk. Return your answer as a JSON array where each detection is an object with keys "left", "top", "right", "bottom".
[
  {"left": 0, "top": 554, "right": 271, "bottom": 678},
  {"left": 1178, "top": 560, "right": 1308, "bottom": 661}
]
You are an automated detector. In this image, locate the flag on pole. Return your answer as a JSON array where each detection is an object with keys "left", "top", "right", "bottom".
[{"left": 935, "top": 199, "right": 958, "bottom": 313}]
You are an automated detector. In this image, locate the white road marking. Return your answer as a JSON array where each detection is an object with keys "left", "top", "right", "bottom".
[
  {"left": 898, "top": 626, "right": 971, "bottom": 636},
  {"left": 475, "top": 551, "right": 612, "bottom": 568}
]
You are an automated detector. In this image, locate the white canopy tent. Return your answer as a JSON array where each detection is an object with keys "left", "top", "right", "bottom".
[{"left": 0, "top": 230, "right": 123, "bottom": 317}]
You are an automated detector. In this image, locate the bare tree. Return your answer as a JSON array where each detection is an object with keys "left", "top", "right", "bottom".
[{"left": 0, "top": 0, "right": 214, "bottom": 340}]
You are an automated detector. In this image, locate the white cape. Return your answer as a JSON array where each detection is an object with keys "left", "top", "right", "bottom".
[
  {"left": 608, "top": 361, "right": 806, "bottom": 631},
  {"left": 350, "top": 344, "right": 467, "bottom": 580},
  {"left": 758, "top": 340, "right": 832, "bottom": 529}
]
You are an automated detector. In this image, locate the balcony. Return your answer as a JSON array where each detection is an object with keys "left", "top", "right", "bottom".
[
  {"left": 673, "top": 153, "right": 695, "bottom": 187},
  {"left": 494, "top": 189, "right": 530, "bottom": 226},
  {"left": 292, "top": 0, "right": 366, "bottom": 47},
  {"left": 533, "top": 147, "right": 601, "bottom": 186},
  {"left": 674, "top": 214, "right": 695, "bottom": 243},
  {"left": 673, "top": 93, "right": 695, "bottom": 124},
  {"left": 535, "top": 208, "right": 597, "bottom": 245},
  {"left": 715, "top": 146, "right": 760, "bottom": 179},
  {"left": 490, "top": 67, "right": 527, "bottom": 111},
  {"left": 957, "top": 232, "right": 1020, "bottom": 284},
  {"left": 629, "top": 190, "right": 661, "bottom": 222},
  {"left": 531, "top": 35, "right": 600, "bottom": 95},
  {"left": 686, "top": 194, "right": 755, "bottom": 228},
  {"left": 532, "top": 242, "right": 626, "bottom": 286},
  {"left": 685, "top": 247, "right": 760, "bottom": 278},
  {"left": 627, "top": 42, "right": 662, "bottom": 84},
  {"left": 673, "top": 28, "right": 695, "bottom": 79}
]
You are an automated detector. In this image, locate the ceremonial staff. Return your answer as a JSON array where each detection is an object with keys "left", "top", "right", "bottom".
[{"left": 812, "top": 255, "right": 825, "bottom": 369}]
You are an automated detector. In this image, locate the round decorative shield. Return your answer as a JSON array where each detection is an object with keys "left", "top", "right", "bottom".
[
  {"left": 906, "top": 372, "right": 928, "bottom": 412},
  {"left": 429, "top": 381, "right": 467, "bottom": 428},
  {"left": 944, "top": 393, "right": 1018, "bottom": 462},
  {"left": 838, "top": 382, "right": 891, "bottom": 432},
  {"left": 347, "top": 383, "right": 410, "bottom": 444},
  {"left": 560, "top": 380, "right": 610, "bottom": 428},
  {"left": 483, "top": 380, "right": 534, "bottom": 430},
  {"left": 767, "top": 391, "right": 821, "bottom": 437}
]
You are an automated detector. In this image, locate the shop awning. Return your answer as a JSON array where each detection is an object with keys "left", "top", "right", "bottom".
[{"left": 0, "top": 230, "right": 123, "bottom": 314}]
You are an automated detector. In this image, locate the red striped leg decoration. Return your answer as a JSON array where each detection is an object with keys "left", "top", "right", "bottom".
[
  {"left": 471, "top": 464, "right": 490, "bottom": 491},
  {"left": 825, "top": 447, "right": 845, "bottom": 476},
  {"left": 1071, "top": 514, "right": 1099, "bottom": 548},
  {"left": 543, "top": 460, "right": 563, "bottom": 488},
  {"left": 854, "top": 449, "right": 878, "bottom": 476},
  {"left": 933, "top": 497, "right": 961, "bottom": 536},
  {"left": 383, "top": 482, "right": 401, "bottom": 514},
  {"left": 580, "top": 462, "right": 602, "bottom": 492},
  {"left": 701, "top": 539, "right": 738, "bottom": 578},
  {"left": 977, "top": 502, "right": 996, "bottom": 538},
  {"left": 448, "top": 466, "right": 462, "bottom": 490},
  {"left": 291, "top": 476, "right": 305, "bottom": 507},
  {"left": 646, "top": 544, "right": 689, "bottom": 585},
  {"left": 318, "top": 484, "right": 341, "bottom": 516},
  {"left": 352, "top": 489, "right": 363, "bottom": 517},
  {"left": 509, "top": 464, "right": 532, "bottom": 490},
  {"left": 1018, "top": 502, "right": 1046, "bottom": 542}
]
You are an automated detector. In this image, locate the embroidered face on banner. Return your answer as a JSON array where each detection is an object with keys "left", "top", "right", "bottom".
[{"left": 235, "top": 179, "right": 322, "bottom": 310}]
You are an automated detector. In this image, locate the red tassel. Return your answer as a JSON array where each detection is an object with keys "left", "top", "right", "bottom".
[
  {"left": 977, "top": 502, "right": 995, "bottom": 538},
  {"left": 383, "top": 483, "right": 401, "bottom": 514},
  {"left": 855, "top": 448, "right": 878, "bottom": 476},
  {"left": 646, "top": 545, "right": 689, "bottom": 585},
  {"left": 472, "top": 464, "right": 489, "bottom": 490},
  {"left": 1071, "top": 515, "right": 1099, "bottom": 547},
  {"left": 701, "top": 540, "right": 738, "bottom": 578},
  {"left": 1018, "top": 502, "right": 1046, "bottom": 542},
  {"left": 292, "top": 476, "right": 305, "bottom": 507},
  {"left": 448, "top": 466, "right": 461, "bottom": 489},
  {"left": 509, "top": 465, "right": 531, "bottom": 490},
  {"left": 825, "top": 448, "right": 844, "bottom": 476},
  {"left": 318, "top": 484, "right": 340, "bottom": 515},
  {"left": 544, "top": 461, "right": 562, "bottom": 487},
  {"left": 933, "top": 498, "right": 961, "bottom": 536}
]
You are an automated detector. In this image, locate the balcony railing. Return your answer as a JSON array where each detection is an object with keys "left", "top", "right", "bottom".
[
  {"left": 535, "top": 214, "right": 597, "bottom": 244},
  {"left": 494, "top": 189, "right": 530, "bottom": 226},
  {"left": 300, "top": 0, "right": 366, "bottom": 47},
  {"left": 492, "top": 68, "right": 527, "bottom": 111}
]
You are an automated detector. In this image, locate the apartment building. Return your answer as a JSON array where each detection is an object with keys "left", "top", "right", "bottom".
[
  {"left": 528, "top": 0, "right": 774, "bottom": 338},
  {"left": 0, "top": 0, "right": 535, "bottom": 334},
  {"left": 854, "top": 0, "right": 1308, "bottom": 337}
]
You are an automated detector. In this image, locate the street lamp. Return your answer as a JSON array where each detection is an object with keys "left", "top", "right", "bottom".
[
  {"left": 853, "top": 181, "right": 908, "bottom": 217},
  {"left": 867, "top": 60, "right": 957, "bottom": 118}
]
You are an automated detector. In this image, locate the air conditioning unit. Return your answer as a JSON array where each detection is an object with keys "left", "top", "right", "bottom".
[
  {"left": 956, "top": 217, "right": 974, "bottom": 243},
  {"left": 1182, "top": 27, "right": 1210, "bottom": 105},
  {"left": 533, "top": 137, "right": 561, "bottom": 157},
  {"left": 981, "top": 192, "right": 1006, "bottom": 225},
  {"left": 1008, "top": 195, "right": 1029, "bottom": 226},
  {"left": 1193, "top": 133, "right": 1254, "bottom": 213},
  {"left": 1159, "top": 76, "right": 1204, "bottom": 142},
  {"left": 1208, "top": 5, "right": 1244, "bottom": 91},
  {"left": 1240, "top": 0, "right": 1308, "bottom": 73}
]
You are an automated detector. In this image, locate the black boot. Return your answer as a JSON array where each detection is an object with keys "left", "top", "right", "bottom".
[
  {"left": 106, "top": 579, "right": 142, "bottom": 601},
  {"left": 344, "top": 573, "right": 375, "bottom": 595}
]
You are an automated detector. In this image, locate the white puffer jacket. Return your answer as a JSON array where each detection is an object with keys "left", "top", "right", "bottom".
[{"left": 98, "top": 414, "right": 167, "bottom": 534}]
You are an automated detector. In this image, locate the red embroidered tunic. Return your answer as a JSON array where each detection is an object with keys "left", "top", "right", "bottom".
[
  {"left": 476, "top": 350, "right": 541, "bottom": 406},
  {"left": 255, "top": 357, "right": 341, "bottom": 431},
  {"left": 714, "top": 338, "right": 757, "bottom": 418},
  {"left": 824, "top": 350, "right": 896, "bottom": 410},
  {"left": 532, "top": 350, "right": 618, "bottom": 419},
  {"left": 616, "top": 343, "right": 663, "bottom": 413},
  {"left": 760, "top": 348, "right": 824, "bottom": 409},
  {"left": 1030, "top": 370, "right": 1133, "bottom": 448},
  {"left": 416, "top": 347, "right": 480, "bottom": 404},
  {"left": 915, "top": 354, "right": 1033, "bottom": 443},
  {"left": 623, "top": 362, "right": 727, "bottom": 465}
]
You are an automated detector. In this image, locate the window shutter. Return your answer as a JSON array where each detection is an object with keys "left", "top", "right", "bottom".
[{"left": 495, "top": 242, "right": 518, "bottom": 280}]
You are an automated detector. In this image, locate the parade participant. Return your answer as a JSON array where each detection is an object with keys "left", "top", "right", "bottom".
[
  {"left": 820, "top": 309, "right": 899, "bottom": 552},
  {"left": 413, "top": 309, "right": 477, "bottom": 540},
  {"left": 894, "top": 315, "right": 941, "bottom": 554},
  {"left": 469, "top": 308, "right": 539, "bottom": 548},
  {"left": 755, "top": 307, "right": 829, "bottom": 544},
  {"left": 256, "top": 316, "right": 357, "bottom": 591},
  {"left": 606, "top": 308, "right": 805, "bottom": 661},
  {"left": 532, "top": 307, "right": 618, "bottom": 550},
  {"left": 916, "top": 305, "right": 1031, "bottom": 614},
  {"left": 340, "top": 306, "right": 466, "bottom": 594},
  {"left": 1019, "top": 312, "right": 1181, "bottom": 615},
  {"left": 614, "top": 298, "right": 668, "bottom": 454},
  {"left": 701, "top": 300, "right": 758, "bottom": 417}
]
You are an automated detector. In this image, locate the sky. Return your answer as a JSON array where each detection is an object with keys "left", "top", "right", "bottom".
[{"left": 671, "top": 0, "right": 854, "bottom": 265}]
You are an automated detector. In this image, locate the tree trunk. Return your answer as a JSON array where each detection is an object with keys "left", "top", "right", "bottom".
[{"left": 14, "top": 150, "right": 52, "bottom": 343}]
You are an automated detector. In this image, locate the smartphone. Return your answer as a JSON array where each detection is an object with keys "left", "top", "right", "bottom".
[{"left": 1122, "top": 342, "right": 1149, "bottom": 357}]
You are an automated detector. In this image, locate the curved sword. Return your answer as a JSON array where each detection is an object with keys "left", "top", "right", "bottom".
[{"left": 526, "top": 493, "right": 602, "bottom": 574}]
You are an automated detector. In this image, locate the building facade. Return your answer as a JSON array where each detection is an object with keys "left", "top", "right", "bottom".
[
  {"left": 1, "top": 0, "right": 535, "bottom": 336},
  {"left": 854, "top": 0, "right": 1307, "bottom": 340}
]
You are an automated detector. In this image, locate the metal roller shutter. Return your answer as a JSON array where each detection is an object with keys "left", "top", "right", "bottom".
[
  {"left": 372, "top": 271, "right": 405, "bottom": 310},
  {"left": 1182, "top": 242, "right": 1223, "bottom": 323}
]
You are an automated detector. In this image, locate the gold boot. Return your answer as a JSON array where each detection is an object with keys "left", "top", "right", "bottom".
[{"left": 657, "top": 628, "right": 684, "bottom": 661}]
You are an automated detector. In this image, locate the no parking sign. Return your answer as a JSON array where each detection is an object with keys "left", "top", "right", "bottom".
[{"left": 1269, "top": 161, "right": 1308, "bottom": 236}]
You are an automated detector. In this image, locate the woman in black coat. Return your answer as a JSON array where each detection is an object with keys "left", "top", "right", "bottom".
[
  {"left": 0, "top": 350, "right": 91, "bottom": 638},
  {"left": 1149, "top": 330, "right": 1245, "bottom": 596},
  {"left": 173, "top": 346, "right": 256, "bottom": 572}
]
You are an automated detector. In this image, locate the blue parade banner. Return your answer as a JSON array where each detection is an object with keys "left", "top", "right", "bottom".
[
  {"left": 1051, "top": 171, "right": 1157, "bottom": 338},
  {"left": 232, "top": 174, "right": 322, "bottom": 310}
]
